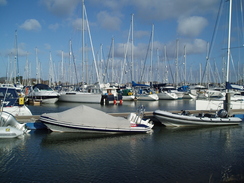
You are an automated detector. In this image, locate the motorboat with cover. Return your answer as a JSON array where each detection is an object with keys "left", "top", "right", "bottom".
[
  {"left": 153, "top": 109, "right": 242, "bottom": 127},
  {"left": 0, "top": 87, "right": 32, "bottom": 116},
  {"left": 39, "top": 105, "right": 153, "bottom": 133},
  {"left": 0, "top": 111, "right": 30, "bottom": 138}
]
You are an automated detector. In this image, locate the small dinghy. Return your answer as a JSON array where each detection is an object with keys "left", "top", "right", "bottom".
[
  {"left": 0, "top": 111, "right": 30, "bottom": 138},
  {"left": 39, "top": 105, "right": 153, "bottom": 133},
  {"left": 153, "top": 109, "right": 242, "bottom": 127}
]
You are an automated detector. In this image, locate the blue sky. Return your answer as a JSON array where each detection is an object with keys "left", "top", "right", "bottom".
[{"left": 0, "top": 0, "right": 243, "bottom": 84}]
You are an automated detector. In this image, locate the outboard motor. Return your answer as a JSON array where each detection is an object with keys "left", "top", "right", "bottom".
[{"left": 217, "top": 109, "right": 228, "bottom": 118}]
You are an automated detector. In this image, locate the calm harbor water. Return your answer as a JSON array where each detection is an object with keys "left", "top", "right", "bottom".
[{"left": 1, "top": 100, "right": 244, "bottom": 183}]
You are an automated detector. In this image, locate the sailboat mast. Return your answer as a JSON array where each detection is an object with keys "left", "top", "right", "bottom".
[
  {"left": 15, "top": 30, "right": 20, "bottom": 84},
  {"left": 175, "top": 39, "right": 179, "bottom": 87},
  {"left": 131, "top": 14, "right": 134, "bottom": 82},
  {"left": 150, "top": 24, "right": 154, "bottom": 82},
  {"left": 226, "top": 0, "right": 232, "bottom": 84},
  {"left": 184, "top": 45, "right": 186, "bottom": 85},
  {"left": 82, "top": 0, "right": 85, "bottom": 88}
]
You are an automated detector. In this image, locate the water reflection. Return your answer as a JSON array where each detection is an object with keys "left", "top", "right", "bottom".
[{"left": 0, "top": 135, "right": 29, "bottom": 175}]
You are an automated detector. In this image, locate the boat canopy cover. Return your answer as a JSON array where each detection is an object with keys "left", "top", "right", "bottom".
[
  {"left": 132, "top": 81, "right": 150, "bottom": 87},
  {"left": 226, "top": 82, "right": 244, "bottom": 90},
  {"left": 42, "top": 105, "right": 131, "bottom": 128},
  {"left": 33, "top": 84, "right": 52, "bottom": 91}
]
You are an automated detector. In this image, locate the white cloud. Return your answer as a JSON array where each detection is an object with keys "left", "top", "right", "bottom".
[
  {"left": 48, "top": 23, "right": 59, "bottom": 31},
  {"left": 165, "top": 38, "right": 207, "bottom": 58},
  {"left": 19, "top": 19, "right": 41, "bottom": 31},
  {"left": 97, "top": 11, "right": 121, "bottom": 31},
  {"left": 177, "top": 16, "right": 208, "bottom": 37},
  {"left": 40, "top": 0, "right": 79, "bottom": 17},
  {"left": 71, "top": 18, "right": 90, "bottom": 31},
  {"left": 134, "top": 30, "right": 150, "bottom": 39},
  {"left": 44, "top": 43, "right": 51, "bottom": 50},
  {"left": 90, "top": 0, "right": 219, "bottom": 22},
  {"left": 0, "top": 0, "right": 7, "bottom": 6}
]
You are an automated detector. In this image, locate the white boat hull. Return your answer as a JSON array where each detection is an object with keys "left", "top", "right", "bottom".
[
  {"left": 58, "top": 92, "right": 101, "bottom": 103},
  {"left": 42, "top": 122, "right": 152, "bottom": 134},
  {"left": 136, "top": 94, "right": 159, "bottom": 101},
  {"left": 2, "top": 106, "right": 32, "bottom": 116},
  {"left": 153, "top": 110, "right": 241, "bottom": 127},
  {"left": 157, "top": 92, "right": 178, "bottom": 100},
  {"left": 182, "top": 93, "right": 197, "bottom": 99},
  {"left": 39, "top": 105, "right": 153, "bottom": 133},
  {"left": 122, "top": 95, "right": 135, "bottom": 101},
  {"left": 196, "top": 99, "right": 244, "bottom": 110}
]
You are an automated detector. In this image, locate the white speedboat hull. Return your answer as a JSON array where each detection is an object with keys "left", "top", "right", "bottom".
[{"left": 153, "top": 110, "right": 242, "bottom": 127}]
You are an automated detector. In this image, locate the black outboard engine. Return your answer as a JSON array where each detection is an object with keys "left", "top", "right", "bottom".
[{"left": 217, "top": 109, "right": 228, "bottom": 118}]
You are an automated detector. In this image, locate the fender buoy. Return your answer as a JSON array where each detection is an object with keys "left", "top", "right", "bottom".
[
  {"left": 119, "top": 100, "right": 123, "bottom": 105},
  {"left": 25, "top": 87, "right": 29, "bottom": 95},
  {"left": 113, "top": 100, "right": 117, "bottom": 105}
]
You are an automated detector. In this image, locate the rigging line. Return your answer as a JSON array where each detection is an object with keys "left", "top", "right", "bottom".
[
  {"left": 207, "top": 0, "right": 224, "bottom": 59},
  {"left": 70, "top": 41, "right": 79, "bottom": 86},
  {"left": 201, "top": 0, "right": 224, "bottom": 84},
  {"left": 104, "top": 38, "right": 113, "bottom": 83},
  {"left": 140, "top": 28, "right": 152, "bottom": 82},
  {"left": 120, "top": 22, "right": 131, "bottom": 84},
  {"left": 84, "top": 5, "right": 100, "bottom": 87},
  {"left": 240, "top": 0, "right": 244, "bottom": 44},
  {"left": 230, "top": 53, "right": 238, "bottom": 81}
]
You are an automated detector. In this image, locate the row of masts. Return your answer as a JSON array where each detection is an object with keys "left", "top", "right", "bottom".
[{"left": 4, "top": 0, "right": 244, "bottom": 88}]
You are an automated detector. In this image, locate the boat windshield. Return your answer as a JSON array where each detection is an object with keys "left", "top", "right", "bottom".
[
  {"left": 0, "top": 88, "right": 19, "bottom": 99},
  {"left": 33, "top": 84, "right": 53, "bottom": 91}
]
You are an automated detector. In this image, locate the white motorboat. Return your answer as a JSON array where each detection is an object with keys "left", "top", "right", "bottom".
[
  {"left": 0, "top": 111, "right": 30, "bottom": 138},
  {"left": 159, "top": 85, "right": 184, "bottom": 99},
  {"left": 153, "top": 109, "right": 242, "bottom": 127},
  {"left": 27, "top": 84, "right": 60, "bottom": 104},
  {"left": 132, "top": 81, "right": 158, "bottom": 101},
  {"left": 39, "top": 105, "right": 153, "bottom": 133},
  {"left": 0, "top": 87, "right": 32, "bottom": 116},
  {"left": 59, "top": 83, "right": 123, "bottom": 104}
]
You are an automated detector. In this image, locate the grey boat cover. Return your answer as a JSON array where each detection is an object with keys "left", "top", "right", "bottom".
[{"left": 42, "top": 105, "right": 131, "bottom": 128}]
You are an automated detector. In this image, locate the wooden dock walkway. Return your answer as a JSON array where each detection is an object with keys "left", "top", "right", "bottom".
[{"left": 15, "top": 109, "right": 244, "bottom": 123}]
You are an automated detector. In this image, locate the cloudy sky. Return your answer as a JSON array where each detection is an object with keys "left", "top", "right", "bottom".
[{"left": 0, "top": 0, "right": 243, "bottom": 83}]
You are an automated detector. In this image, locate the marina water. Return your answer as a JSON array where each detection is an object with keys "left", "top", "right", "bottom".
[{"left": 1, "top": 100, "right": 244, "bottom": 182}]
